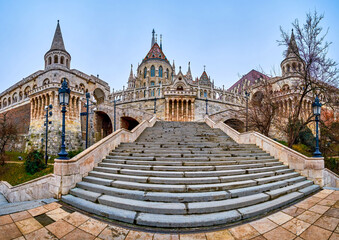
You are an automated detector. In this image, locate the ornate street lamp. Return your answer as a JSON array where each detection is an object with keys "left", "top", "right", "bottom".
[
  {"left": 312, "top": 95, "right": 322, "bottom": 157},
  {"left": 205, "top": 97, "right": 208, "bottom": 115},
  {"left": 58, "top": 78, "right": 70, "bottom": 160},
  {"left": 44, "top": 104, "right": 53, "bottom": 164},
  {"left": 244, "top": 91, "right": 250, "bottom": 132}
]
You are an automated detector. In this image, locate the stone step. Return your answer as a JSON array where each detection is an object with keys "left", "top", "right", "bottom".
[
  {"left": 266, "top": 180, "right": 313, "bottom": 199},
  {"left": 136, "top": 210, "right": 241, "bottom": 228},
  {"left": 62, "top": 195, "right": 136, "bottom": 224},
  {"left": 98, "top": 195, "right": 186, "bottom": 214}
]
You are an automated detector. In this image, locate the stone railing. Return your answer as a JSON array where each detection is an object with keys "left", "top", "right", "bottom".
[
  {"left": 323, "top": 168, "right": 339, "bottom": 188},
  {"left": 51, "top": 115, "right": 157, "bottom": 197},
  {"left": 0, "top": 115, "right": 157, "bottom": 202},
  {"left": 205, "top": 116, "right": 325, "bottom": 186},
  {"left": 0, "top": 174, "right": 56, "bottom": 203}
]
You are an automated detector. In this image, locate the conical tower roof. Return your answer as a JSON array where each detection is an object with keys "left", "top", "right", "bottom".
[
  {"left": 50, "top": 20, "right": 66, "bottom": 51},
  {"left": 142, "top": 42, "right": 169, "bottom": 64},
  {"left": 286, "top": 30, "right": 299, "bottom": 57}
]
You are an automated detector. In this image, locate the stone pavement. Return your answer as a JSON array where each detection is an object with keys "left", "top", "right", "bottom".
[{"left": 0, "top": 189, "right": 337, "bottom": 240}]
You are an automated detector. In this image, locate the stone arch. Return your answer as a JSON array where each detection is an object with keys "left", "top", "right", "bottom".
[
  {"left": 54, "top": 55, "right": 58, "bottom": 63},
  {"left": 60, "top": 56, "right": 64, "bottom": 64},
  {"left": 93, "top": 88, "right": 105, "bottom": 104},
  {"left": 48, "top": 57, "right": 52, "bottom": 65},
  {"left": 12, "top": 92, "right": 18, "bottom": 103},
  {"left": 43, "top": 78, "right": 50, "bottom": 85},
  {"left": 224, "top": 118, "right": 245, "bottom": 132},
  {"left": 120, "top": 116, "right": 140, "bottom": 131},
  {"left": 24, "top": 86, "right": 31, "bottom": 98},
  {"left": 95, "top": 111, "right": 113, "bottom": 141}
]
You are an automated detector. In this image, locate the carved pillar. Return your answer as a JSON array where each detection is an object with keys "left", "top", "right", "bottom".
[
  {"left": 191, "top": 100, "right": 194, "bottom": 121},
  {"left": 176, "top": 99, "right": 179, "bottom": 121},
  {"left": 186, "top": 99, "right": 189, "bottom": 121},
  {"left": 166, "top": 99, "right": 169, "bottom": 121},
  {"left": 171, "top": 99, "right": 174, "bottom": 121}
]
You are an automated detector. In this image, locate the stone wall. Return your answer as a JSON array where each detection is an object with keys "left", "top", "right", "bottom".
[
  {"left": 323, "top": 169, "right": 339, "bottom": 188},
  {"left": 0, "top": 103, "right": 31, "bottom": 152},
  {"left": 205, "top": 116, "right": 325, "bottom": 186}
]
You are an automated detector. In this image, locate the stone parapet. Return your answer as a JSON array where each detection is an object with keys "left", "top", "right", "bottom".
[
  {"left": 52, "top": 115, "right": 157, "bottom": 197},
  {"left": 0, "top": 174, "right": 56, "bottom": 202},
  {"left": 323, "top": 168, "right": 339, "bottom": 188},
  {"left": 205, "top": 116, "right": 325, "bottom": 186}
]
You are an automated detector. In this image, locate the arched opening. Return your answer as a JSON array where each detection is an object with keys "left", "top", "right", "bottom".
[
  {"left": 144, "top": 67, "right": 147, "bottom": 78},
  {"left": 159, "top": 66, "right": 163, "bottom": 77},
  {"left": 177, "top": 85, "right": 183, "bottom": 91},
  {"left": 43, "top": 78, "right": 50, "bottom": 85},
  {"left": 93, "top": 88, "right": 105, "bottom": 104},
  {"left": 224, "top": 119, "right": 245, "bottom": 132},
  {"left": 54, "top": 55, "right": 58, "bottom": 63},
  {"left": 151, "top": 66, "right": 155, "bottom": 77},
  {"left": 252, "top": 91, "right": 263, "bottom": 105},
  {"left": 60, "top": 56, "right": 64, "bottom": 64},
  {"left": 95, "top": 111, "right": 112, "bottom": 141},
  {"left": 121, "top": 117, "right": 139, "bottom": 131},
  {"left": 48, "top": 57, "right": 52, "bottom": 65},
  {"left": 66, "top": 59, "right": 69, "bottom": 68}
]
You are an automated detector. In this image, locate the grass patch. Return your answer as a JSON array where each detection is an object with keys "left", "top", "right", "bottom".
[
  {"left": 0, "top": 163, "right": 53, "bottom": 186},
  {"left": 4, "top": 151, "right": 57, "bottom": 163}
]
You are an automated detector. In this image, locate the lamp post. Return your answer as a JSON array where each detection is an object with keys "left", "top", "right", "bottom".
[
  {"left": 312, "top": 95, "right": 322, "bottom": 157},
  {"left": 58, "top": 78, "right": 70, "bottom": 160},
  {"left": 113, "top": 98, "right": 120, "bottom": 132},
  {"left": 154, "top": 97, "right": 157, "bottom": 114},
  {"left": 205, "top": 97, "right": 208, "bottom": 115},
  {"left": 44, "top": 104, "right": 53, "bottom": 165},
  {"left": 244, "top": 91, "right": 250, "bottom": 132}
]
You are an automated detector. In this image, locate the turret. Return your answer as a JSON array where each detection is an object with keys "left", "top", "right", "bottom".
[
  {"left": 44, "top": 20, "right": 71, "bottom": 70},
  {"left": 281, "top": 29, "right": 304, "bottom": 77}
]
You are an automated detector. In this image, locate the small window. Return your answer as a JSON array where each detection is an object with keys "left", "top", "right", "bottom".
[
  {"left": 144, "top": 67, "right": 147, "bottom": 78},
  {"left": 48, "top": 57, "right": 52, "bottom": 65},
  {"left": 60, "top": 56, "right": 64, "bottom": 64},
  {"left": 151, "top": 66, "right": 155, "bottom": 77},
  {"left": 151, "top": 81, "right": 155, "bottom": 86},
  {"left": 204, "top": 91, "right": 207, "bottom": 98},
  {"left": 54, "top": 55, "right": 58, "bottom": 63},
  {"left": 151, "top": 90, "right": 154, "bottom": 96},
  {"left": 159, "top": 66, "right": 163, "bottom": 77},
  {"left": 166, "top": 69, "right": 169, "bottom": 78}
]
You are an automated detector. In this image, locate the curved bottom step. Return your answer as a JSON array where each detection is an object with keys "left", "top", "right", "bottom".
[{"left": 61, "top": 184, "right": 320, "bottom": 228}]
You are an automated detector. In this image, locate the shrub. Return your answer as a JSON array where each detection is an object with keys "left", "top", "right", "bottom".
[
  {"left": 325, "top": 157, "right": 339, "bottom": 174},
  {"left": 68, "top": 149, "right": 83, "bottom": 159},
  {"left": 298, "top": 126, "right": 315, "bottom": 151},
  {"left": 292, "top": 143, "right": 313, "bottom": 157},
  {"left": 24, "top": 150, "right": 46, "bottom": 174}
]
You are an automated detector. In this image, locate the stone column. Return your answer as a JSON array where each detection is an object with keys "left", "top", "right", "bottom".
[
  {"left": 191, "top": 100, "right": 194, "bottom": 121},
  {"left": 186, "top": 99, "right": 189, "bottom": 121},
  {"left": 177, "top": 99, "right": 179, "bottom": 121},
  {"left": 166, "top": 99, "right": 170, "bottom": 121},
  {"left": 171, "top": 99, "right": 174, "bottom": 121}
]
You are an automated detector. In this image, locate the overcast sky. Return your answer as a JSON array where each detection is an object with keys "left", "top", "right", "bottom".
[{"left": 0, "top": 0, "right": 338, "bottom": 92}]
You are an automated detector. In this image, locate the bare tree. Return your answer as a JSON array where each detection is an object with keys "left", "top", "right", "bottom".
[
  {"left": 243, "top": 79, "right": 278, "bottom": 137},
  {"left": 278, "top": 11, "right": 339, "bottom": 147},
  {"left": 0, "top": 112, "right": 18, "bottom": 165}
]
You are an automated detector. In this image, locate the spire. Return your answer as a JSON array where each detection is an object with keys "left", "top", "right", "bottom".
[
  {"left": 129, "top": 64, "right": 133, "bottom": 79},
  {"left": 186, "top": 61, "right": 192, "bottom": 80},
  {"left": 287, "top": 29, "right": 299, "bottom": 57},
  {"left": 151, "top": 29, "right": 155, "bottom": 47},
  {"left": 50, "top": 20, "right": 66, "bottom": 51},
  {"left": 160, "top": 34, "right": 162, "bottom": 50}
]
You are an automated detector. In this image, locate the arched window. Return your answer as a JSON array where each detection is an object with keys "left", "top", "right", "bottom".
[
  {"left": 43, "top": 78, "right": 50, "bottom": 85},
  {"left": 54, "top": 55, "right": 58, "bottom": 63},
  {"left": 60, "top": 56, "right": 64, "bottom": 64},
  {"left": 144, "top": 90, "right": 146, "bottom": 97},
  {"left": 159, "top": 66, "right": 163, "bottom": 77},
  {"left": 48, "top": 57, "right": 52, "bottom": 65},
  {"left": 151, "top": 89, "right": 154, "bottom": 96},
  {"left": 204, "top": 91, "right": 207, "bottom": 98},
  {"left": 144, "top": 67, "right": 147, "bottom": 78},
  {"left": 166, "top": 69, "right": 169, "bottom": 78},
  {"left": 151, "top": 66, "right": 155, "bottom": 77},
  {"left": 158, "top": 89, "right": 160, "bottom": 96},
  {"left": 287, "top": 64, "right": 290, "bottom": 72},
  {"left": 66, "top": 59, "right": 69, "bottom": 68},
  {"left": 151, "top": 81, "right": 155, "bottom": 86}
]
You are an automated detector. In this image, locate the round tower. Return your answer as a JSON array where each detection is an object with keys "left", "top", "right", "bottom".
[
  {"left": 281, "top": 30, "right": 304, "bottom": 77},
  {"left": 44, "top": 20, "right": 71, "bottom": 70}
]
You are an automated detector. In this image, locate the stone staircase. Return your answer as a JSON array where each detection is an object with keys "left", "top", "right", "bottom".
[{"left": 62, "top": 121, "right": 320, "bottom": 228}]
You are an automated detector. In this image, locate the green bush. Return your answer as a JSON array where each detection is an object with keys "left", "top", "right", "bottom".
[
  {"left": 292, "top": 143, "right": 313, "bottom": 157},
  {"left": 24, "top": 150, "right": 46, "bottom": 174},
  {"left": 68, "top": 149, "right": 83, "bottom": 159},
  {"left": 325, "top": 157, "right": 339, "bottom": 175},
  {"left": 298, "top": 126, "right": 315, "bottom": 151}
]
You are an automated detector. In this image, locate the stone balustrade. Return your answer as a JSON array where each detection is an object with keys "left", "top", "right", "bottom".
[
  {"left": 204, "top": 116, "right": 326, "bottom": 186},
  {"left": 0, "top": 115, "right": 157, "bottom": 202}
]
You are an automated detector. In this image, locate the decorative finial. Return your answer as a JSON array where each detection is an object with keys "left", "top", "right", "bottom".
[
  {"left": 179, "top": 66, "right": 181, "bottom": 72},
  {"left": 156, "top": 34, "right": 158, "bottom": 43},
  {"left": 57, "top": 20, "right": 59, "bottom": 23},
  {"left": 97, "top": 74, "right": 99, "bottom": 78},
  {"left": 204, "top": 65, "right": 206, "bottom": 71}
]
